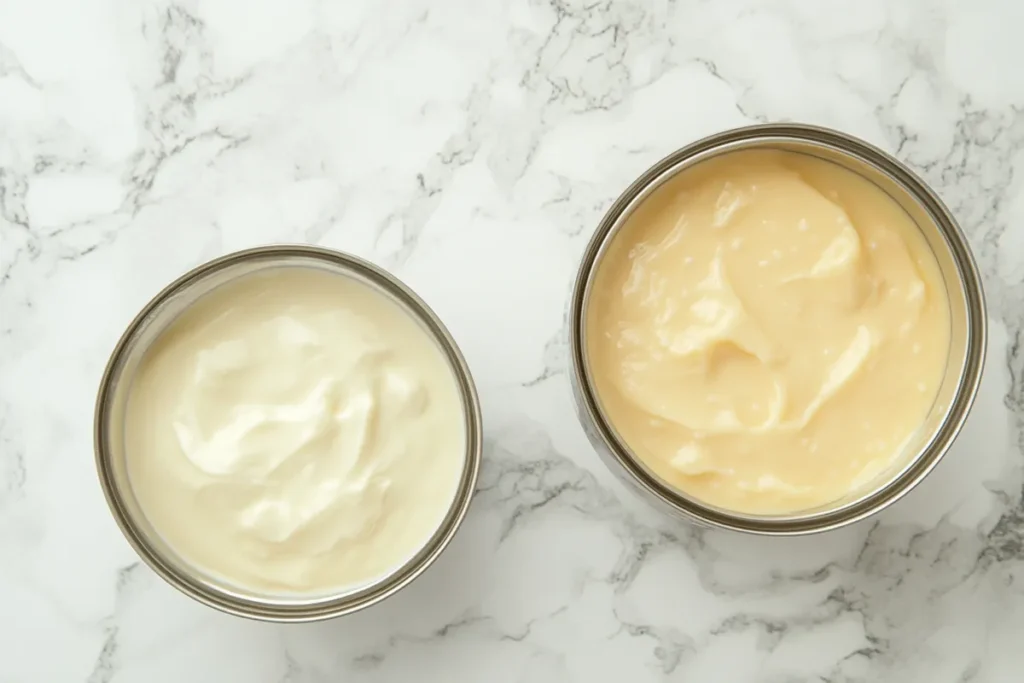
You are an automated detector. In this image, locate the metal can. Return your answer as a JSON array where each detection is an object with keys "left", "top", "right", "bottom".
[
  {"left": 95, "top": 245, "right": 482, "bottom": 621},
  {"left": 568, "top": 123, "right": 986, "bottom": 534}
]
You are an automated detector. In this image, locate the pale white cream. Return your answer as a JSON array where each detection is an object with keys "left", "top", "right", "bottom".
[{"left": 125, "top": 267, "right": 466, "bottom": 595}]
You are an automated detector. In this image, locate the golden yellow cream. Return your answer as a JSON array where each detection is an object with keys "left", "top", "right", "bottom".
[{"left": 586, "top": 150, "right": 950, "bottom": 514}]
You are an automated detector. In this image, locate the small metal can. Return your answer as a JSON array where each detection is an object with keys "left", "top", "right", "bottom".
[
  {"left": 568, "top": 124, "right": 987, "bottom": 534},
  {"left": 95, "top": 245, "right": 482, "bottom": 621}
]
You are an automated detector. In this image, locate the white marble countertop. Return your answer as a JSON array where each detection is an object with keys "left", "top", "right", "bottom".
[{"left": 2, "top": 0, "right": 1023, "bottom": 680}]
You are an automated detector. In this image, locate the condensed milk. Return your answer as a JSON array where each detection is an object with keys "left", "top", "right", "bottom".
[{"left": 581, "top": 144, "right": 959, "bottom": 516}]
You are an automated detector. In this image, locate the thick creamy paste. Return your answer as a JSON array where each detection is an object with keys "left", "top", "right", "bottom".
[
  {"left": 586, "top": 150, "right": 950, "bottom": 514},
  {"left": 126, "top": 267, "right": 465, "bottom": 594}
]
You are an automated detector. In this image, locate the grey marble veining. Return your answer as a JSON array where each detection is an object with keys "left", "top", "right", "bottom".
[{"left": 1, "top": 0, "right": 1022, "bottom": 680}]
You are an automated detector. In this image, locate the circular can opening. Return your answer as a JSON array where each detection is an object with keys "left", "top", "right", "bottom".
[
  {"left": 569, "top": 124, "right": 986, "bottom": 535},
  {"left": 95, "top": 245, "right": 482, "bottom": 620}
]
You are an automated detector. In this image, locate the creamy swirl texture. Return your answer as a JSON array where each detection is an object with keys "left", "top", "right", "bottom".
[
  {"left": 586, "top": 150, "right": 950, "bottom": 513},
  {"left": 125, "top": 267, "right": 465, "bottom": 594}
]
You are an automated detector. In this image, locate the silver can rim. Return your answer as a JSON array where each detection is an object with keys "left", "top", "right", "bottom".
[
  {"left": 569, "top": 123, "right": 987, "bottom": 535},
  {"left": 95, "top": 244, "right": 483, "bottom": 621}
]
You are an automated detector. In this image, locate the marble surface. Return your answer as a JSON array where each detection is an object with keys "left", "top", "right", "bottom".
[{"left": 1, "top": 0, "right": 1023, "bottom": 680}]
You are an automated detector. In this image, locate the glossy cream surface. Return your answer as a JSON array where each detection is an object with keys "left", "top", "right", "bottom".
[
  {"left": 125, "top": 267, "right": 466, "bottom": 594},
  {"left": 586, "top": 150, "right": 950, "bottom": 514}
]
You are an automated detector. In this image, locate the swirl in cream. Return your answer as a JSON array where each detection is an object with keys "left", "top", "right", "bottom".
[
  {"left": 125, "top": 267, "right": 465, "bottom": 594},
  {"left": 586, "top": 150, "right": 950, "bottom": 513}
]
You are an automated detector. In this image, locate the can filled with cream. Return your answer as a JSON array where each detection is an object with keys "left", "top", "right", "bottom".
[
  {"left": 96, "top": 246, "right": 481, "bottom": 620},
  {"left": 569, "top": 124, "right": 986, "bottom": 534}
]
